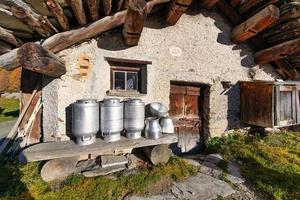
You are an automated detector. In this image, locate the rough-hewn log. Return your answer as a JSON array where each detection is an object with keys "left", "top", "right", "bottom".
[
  {"left": 5, "top": 0, "right": 55, "bottom": 37},
  {"left": 102, "top": 0, "right": 112, "bottom": 15},
  {"left": 0, "top": 0, "right": 169, "bottom": 71},
  {"left": 238, "top": 0, "right": 278, "bottom": 14},
  {"left": 116, "top": 0, "right": 124, "bottom": 11},
  {"left": 143, "top": 145, "right": 172, "bottom": 165},
  {"left": 230, "top": 0, "right": 241, "bottom": 8},
  {"left": 67, "top": 0, "right": 87, "bottom": 25},
  {"left": 216, "top": 0, "right": 243, "bottom": 26},
  {"left": 274, "top": 59, "right": 298, "bottom": 79},
  {"left": 17, "top": 43, "right": 66, "bottom": 77},
  {"left": 200, "top": 0, "right": 219, "bottom": 10},
  {"left": 254, "top": 38, "right": 300, "bottom": 64},
  {"left": 0, "top": 41, "right": 12, "bottom": 55},
  {"left": 46, "top": 0, "right": 70, "bottom": 31},
  {"left": 0, "top": 26, "right": 22, "bottom": 47},
  {"left": 122, "top": 0, "right": 147, "bottom": 46},
  {"left": 231, "top": 5, "right": 280, "bottom": 43},
  {"left": 87, "top": 0, "right": 99, "bottom": 21},
  {"left": 165, "top": 0, "right": 193, "bottom": 25}
]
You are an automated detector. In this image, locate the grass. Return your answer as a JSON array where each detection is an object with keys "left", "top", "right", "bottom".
[
  {"left": 0, "top": 156, "right": 197, "bottom": 200},
  {"left": 0, "top": 98, "right": 19, "bottom": 122},
  {"left": 207, "top": 131, "right": 300, "bottom": 200}
]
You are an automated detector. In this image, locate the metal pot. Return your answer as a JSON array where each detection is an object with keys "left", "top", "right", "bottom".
[
  {"left": 160, "top": 117, "right": 174, "bottom": 134},
  {"left": 149, "top": 102, "right": 168, "bottom": 117},
  {"left": 100, "top": 98, "right": 123, "bottom": 142},
  {"left": 124, "top": 99, "right": 145, "bottom": 139},
  {"left": 144, "top": 117, "right": 162, "bottom": 139},
  {"left": 72, "top": 99, "right": 99, "bottom": 145}
]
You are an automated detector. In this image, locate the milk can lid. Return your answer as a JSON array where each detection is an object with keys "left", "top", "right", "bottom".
[{"left": 76, "top": 99, "right": 97, "bottom": 103}]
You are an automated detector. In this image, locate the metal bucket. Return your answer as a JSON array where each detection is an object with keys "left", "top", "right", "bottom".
[
  {"left": 100, "top": 98, "right": 123, "bottom": 142},
  {"left": 124, "top": 99, "right": 145, "bottom": 139},
  {"left": 144, "top": 117, "right": 162, "bottom": 139},
  {"left": 72, "top": 99, "right": 99, "bottom": 145}
]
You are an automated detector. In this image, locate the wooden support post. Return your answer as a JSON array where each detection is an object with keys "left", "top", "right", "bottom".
[
  {"left": 200, "top": 0, "right": 219, "bottom": 10},
  {"left": 0, "top": 41, "right": 12, "bottom": 55},
  {"left": 6, "top": 0, "right": 55, "bottom": 37},
  {"left": 165, "top": 0, "right": 193, "bottom": 25},
  {"left": 216, "top": 0, "right": 243, "bottom": 26},
  {"left": 88, "top": 0, "right": 99, "bottom": 21},
  {"left": 0, "top": 26, "right": 22, "bottom": 47},
  {"left": 143, "top": 145, "right": 172, "bottom": 165},
  {"left": 102, "top": 0, "right": 112, "bottom": 15},
  {"left": 122, "top": 0, "right": 147, "bottom": 46},
  {"left": 17, "top": 43, "right": 66, "bottom": 77},
  {"left": 46, "top": 0, "right": 70, "bottom": 31},
  {"left": 67, "top": 0, "right": 87, "bottom": 25},
  {"left": 231, "top": 5, "right": 280, "bottom": 43},
  {"left": 254, "top": 38, "right": 300, "bottom": 64}
]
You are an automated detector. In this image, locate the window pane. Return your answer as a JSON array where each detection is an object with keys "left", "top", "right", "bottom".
[
  {"left": 127, "top": 72, "right": 138, "bottom": 90},
  {"left": 115, "top": 72, "right": 125, "bottom": 90}
]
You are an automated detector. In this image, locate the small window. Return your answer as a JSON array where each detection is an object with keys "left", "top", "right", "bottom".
[{"left": 106, "top": 57, "right": 151, "bottom": 95}]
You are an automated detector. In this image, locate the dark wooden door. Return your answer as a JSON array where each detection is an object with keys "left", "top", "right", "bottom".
[{"left": 170, "top": 83, "right": 202, "bottom": 153}]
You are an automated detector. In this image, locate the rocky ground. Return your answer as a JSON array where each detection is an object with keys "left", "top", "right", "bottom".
[{"left": 127, "top": 154, "right": 262, "bottom": 200}]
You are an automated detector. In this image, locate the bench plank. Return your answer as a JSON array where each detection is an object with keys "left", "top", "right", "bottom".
[{"left": 19, "top": 134, "right": 178, "bottom": 163}]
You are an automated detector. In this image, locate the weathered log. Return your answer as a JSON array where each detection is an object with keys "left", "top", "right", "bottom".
[
  {"left": 0, "top": 26, "right": 22, "bottom": 47},
  {"left": 231, "top": 5, "right": 280, "bottom": 43},
  {"left": 122, "top": 0, "right": 147, "bottom": 46},
  {"left": 254, "top": 38, "right": 300, "bottom": 64},
  {"left": 216, "top": 0, "right": 243, "bottom": 26},
  {"left": 230, "top": 0, "right": 241, "bottom": 8},
  {"left": 67, "top": 0, "right": 87, "bottom": 25},
  {"left": 0, "top": 0, "right": 169, "bottom": 71},
  {"left": 116, "top": 0, "right": 124, "bottom": 11},
  {"left": 143, "top": 144, "right": 172, "bottom": 165},
  {"left": 17, "top": 43, "right": 66, "bottom": 77},
  {"left": 165, "top": 0, "right": 193, "bottom": 25},
  {"left": 5, "top": 0, "right": 54, "bottom": 37},
  {"left": 46, "top": 0, "right": 70, "bottom": 31},
  {"left": 102, "top": 0, "right": 112, "bottom": 15},
  {"left": 0, "top": 41, "right": 12, "bottom": 55},
  {"left": 238, "top": 0, "right": 278, "bottom": 14},
  {"left": 87, "top": 0, "right": 99, "bottom": 21},
  {"left": 200, "top": 0, "right": 219, "bottom": 10},
  {"left": 274, "top": 59, "right": 298, "bottom": 79}
]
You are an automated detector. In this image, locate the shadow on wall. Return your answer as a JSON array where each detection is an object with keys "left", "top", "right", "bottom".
[
  {"left": 221, "top": 82, "right": 241, "bottom": 131},
  {"left": 65, "top": 104, "right": 73, "bottom": 140}
]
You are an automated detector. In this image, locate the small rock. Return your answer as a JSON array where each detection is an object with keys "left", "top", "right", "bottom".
[
  {"left": 200, "top": 154, "right": 224, "bottom": 164},
  {"left": 82, "top": 165, "right": 126, "bottom": 177},
  {"left": 183, "top": 158, "right": 201, "bottom": 168},
  {"left": 211, "top": 168, "right": 223, "bottom": 178}
]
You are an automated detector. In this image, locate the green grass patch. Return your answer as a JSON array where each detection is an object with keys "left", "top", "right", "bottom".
[
  {"left": 207, "top": 131, "right": 300, "bottom": 200},
  {"left": 0, "top": 156, "right": 197, "bottom": 200},
  {"left": 0, "top": 98, "right": 19, "bottom": 122}
]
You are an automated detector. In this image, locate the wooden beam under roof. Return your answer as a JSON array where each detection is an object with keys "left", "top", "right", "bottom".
[
  {"left": 216, "top": 0, "right": 243, "bottom": 26},
  {"left": 0, "top": 26, "right": 22, "bottom": 47},
  {"left": 254, "top": 38, "right": 300, "bottom": 64},
  {"left": 102, "top": 0, "right": 112, "bottom": 16},
  {"left": 230, "top": 0, "right": 241, "bottom": 8},
  {"left": 116, "top": 0, "right": 124, "bottom": 11},
  {"left": 231, "top": 5, "right": 280, "bottom": 43},
  {"left": 87, "top": 0, "right": 99, "bottom": 21},
  {"left": 0, "top": 40, "right": 12, "bottom": 55},
  {"left": 123, "top": 0, "right": 147, "bottom": 46},
  {"left": 200, "top": 0, "right": 219, "bottom": 10},
  {"left": 66, "top": 0, "right": 87, "bottom": 25},
  {"left": 4, "top": 0, "right": 56, "bottom": 37},
  {"left": 165, "top": 0, "right": 193, "bottom": 25},
  {"left": 238, "top": 0, "right": 278, "bottom": 15},
  {"left": 46, "top": 0, "right": 70, "bottom": 31}
]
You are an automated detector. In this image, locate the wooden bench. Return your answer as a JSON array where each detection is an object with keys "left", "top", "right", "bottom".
[{"left": 19, "top": 134, "right": 178, "bottom": 163}]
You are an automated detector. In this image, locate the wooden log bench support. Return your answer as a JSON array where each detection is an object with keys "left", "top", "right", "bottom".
[
  {"left": 122, "top": 0, "right": 147, "bottom": 46},
  {"left": 254, "top": 38, "right": 300, "bottom": 64},
  {"left": 19, "top": 133, "right": 178, "bottom": 163},
  {"left": 231, "top": 5, "right": 280, "bottom": 43},
  {"left": 165, "top": 0, "right": 193, "bottom": 25}
]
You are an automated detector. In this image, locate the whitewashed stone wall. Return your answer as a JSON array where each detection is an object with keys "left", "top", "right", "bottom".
[{"left": 42, "top": 10, "right": 280, "bottom": 141}]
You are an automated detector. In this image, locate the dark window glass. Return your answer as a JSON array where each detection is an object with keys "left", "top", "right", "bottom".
[
  {"left": 127, "top": 72, "right": 138, "bottom": 90},
  {"left": 115, "top": 72, "right": 125, "bottom": 90}
]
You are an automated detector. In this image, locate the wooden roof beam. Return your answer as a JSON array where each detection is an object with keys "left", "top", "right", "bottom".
[
  {"left": 231, "top": 5, "right": 280, "bottom": 43},
  {"left": 87, "top": 0, "right": 99, "bottom": 21},
  {"left": 216, "top": 0, "right": 243, "bottom": 25},
  {"left": 0, "top": 26, "right": 23, "bottom": 47},
  {"left": 122, "top": 0, "right": 147, "bottom": 46},
  {"left": 0, "top": 40, "right": 12, "bottom": 55},
  {"left": 254, "top": 38, "right": 300, "bottom": 64},
  {"left": 102, "top": 0, "right": 112, "bottom": 16},
  {"left": 165, "top": 0, "right": 193, "bottom": 25},
  {"left": 200, "top": 0, "right": 219, "bottom": 10},
  {"left": 46, "top": 0, "right": 70, "bottom": 31},
  {"left": 238, "top": 0, "right": 279, "bottom": 15},
  {"left": 67, "top": 0, "right": 87, "bottom": 25},
  {"left": 230, "top": 0, "right": 241, "bottom": 8},
  {"left": 4, "top": 0, "right": 56, "bottom": 37}
]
